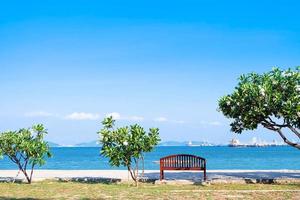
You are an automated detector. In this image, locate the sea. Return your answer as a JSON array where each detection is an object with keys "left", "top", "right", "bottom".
[{"left": 0, "top": 146, "right": 300, "bottom": 170}]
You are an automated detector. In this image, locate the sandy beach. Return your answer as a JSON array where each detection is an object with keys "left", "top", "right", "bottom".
[{"left": 1, "top": 170, "right": 300, "bottom": 183}]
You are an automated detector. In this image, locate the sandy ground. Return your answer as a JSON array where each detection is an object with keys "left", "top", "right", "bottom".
[{"left": 1, "top": 170, "right": 300, "bottom": 182}]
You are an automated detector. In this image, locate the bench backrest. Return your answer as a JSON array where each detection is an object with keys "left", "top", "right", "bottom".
[{"left": 160, "top": 154, "right": 206, "bottom": 170}]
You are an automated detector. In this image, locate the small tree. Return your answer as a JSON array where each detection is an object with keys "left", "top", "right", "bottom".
[
  {"left": 98, "top": 117, "right": 160, "bottom": 186},
  {"left": 219, "top": 67, "right": 300, "bottom": 149},
  {"left": 0, "top": 124, "right": 51, "bottom": 183}
]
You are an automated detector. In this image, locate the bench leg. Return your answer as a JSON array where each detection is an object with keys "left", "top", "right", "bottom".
[
  {"left": 160, "top": 170, "right": 164, "bottom": 181},
  {"left": 203, "top": 169, "right": 207, "bottom": 181}
]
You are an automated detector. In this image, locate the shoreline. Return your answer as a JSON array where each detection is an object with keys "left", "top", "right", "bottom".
[{"left": 1, "top": 170, "right": 300, "bottom": 184}]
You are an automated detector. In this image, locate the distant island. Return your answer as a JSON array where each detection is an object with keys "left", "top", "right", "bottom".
[
  {"left": 159, "top": 141, "right": 215, "bottom": 146},
  {"left": 48, "top": 139, "right": 286, "bottom": 148},
  {"left": 47, "top": 141, "right": 61, "bottom": 147},
  {"left": 75, "top": 141, "right": 100, "bottom": 147},
  {"left": 47, "top": 140, "right": 100, "bottom": 147},
  {"left": 47, "top": 140, "right": 218, "bottom": 147}
]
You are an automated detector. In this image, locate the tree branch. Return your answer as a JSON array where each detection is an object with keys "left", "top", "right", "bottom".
[
  {"left": 127, "top": 166, "right": 136, "bottom": 181},
  {"left": 262, "top": 120, "right": 278, "bottom": 131},
  {"left": 277, "top": 129, "right": 300, "bottom": 150},
  {"left": 262, "top": 120, "right": 300, "bottom": 150},
  {"left": 7, "top": 155, "right": 18, "bottom": 164},
  {"left": 288, "top": 125, "right": 300, "bottom": 139},
  {"left": 29, "top": 163, "right": 35, "bottom": 183},
  {"left": 266, "top": 117, "right": 288, "bottom": 128}
]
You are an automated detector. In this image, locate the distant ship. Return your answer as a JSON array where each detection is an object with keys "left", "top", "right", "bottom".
[
  {"left": 187, "top": 141, "right": 213, "bottom": 147},
  {"left": 229, "top": 138, "right": 284, "bottom": 147},
  {"left": 228, "top": 139, "right": 243, "bottom": 147},
  {"left": 187, "top": 141, "right": 201, "bottom": 146}
]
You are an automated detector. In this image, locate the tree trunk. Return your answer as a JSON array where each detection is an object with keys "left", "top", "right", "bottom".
[
  {"left": 141, "top": 156, "right": 145, "bottom": 177},
  {"left": 17, "top": 161, "right": 33, "bottom": 184},
  {"left": 135, "top": 159, "right": 139, "bottom": 187},
  {"left": 22, "top": 169, "right": 31, "bottom": 184},
  {"left": 29, "top": 164, "right": 35, "bottom": 183},
  {"left": 127, "top": 166, "right": 137, "bottom": 186}
]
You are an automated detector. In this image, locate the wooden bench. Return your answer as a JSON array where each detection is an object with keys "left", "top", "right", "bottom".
[{"left": 160, "top": 154, "right": 207, "bottom": 181}]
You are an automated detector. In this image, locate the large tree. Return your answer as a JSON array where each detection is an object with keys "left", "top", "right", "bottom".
[
  {"left": 0, "top": 124, "right": 52, "bottom": 183},
  {"left": 98, "top": 117, "right": 160, "bottom": 186},
  {"left": 219, "top": 67, "right": 300, "bottom": 149}
]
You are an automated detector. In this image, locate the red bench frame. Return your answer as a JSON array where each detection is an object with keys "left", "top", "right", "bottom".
[{"left": 160, "top": 154, "right": 207, "bottom": 181}]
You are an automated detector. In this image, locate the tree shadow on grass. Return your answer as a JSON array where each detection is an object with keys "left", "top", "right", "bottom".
[
  {"left": 145, "top": 172, "right": 205, "bottom": 182},
  {"left": 0, "top": 178, "right": 25, "bottom": 184},
  {"left": 145, "top": 171, "right": 300, "bottom": 182},
  {"left": 57, "top": 176, "right": 158, "bottom": 185},
  {"left": 57, "top": 177, "right": 123, "bottom": 185},
  {"left": 211, "top": 172, "right": 300, "bottom": 179}
]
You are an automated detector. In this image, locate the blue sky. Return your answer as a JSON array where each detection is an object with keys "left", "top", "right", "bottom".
[{"left": 0, "top": 0, "right": 300, "bottom": 145}]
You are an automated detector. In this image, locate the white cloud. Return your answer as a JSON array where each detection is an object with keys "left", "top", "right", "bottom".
[
  {"left": 65, "top": 112, "right": 100, "bottom": 120},
  {"left": 154, "top": 117, "right": 168, "bottom": 122},
  {"left": 106, "top": 112, "right": 121, "bottom": 120},
  {"left": 24, "top": 111, "right": 54, "bottom": 117},
  {"left": 105, "top": 113, "right": 144, "bottom": 122},
  {"left": 25, "top": 111, "right": 149, "bottom": 123},
  {"left": 153, "top": 117, "right": 186, "bottom": 124},
  {"left": 128, "top": 116, "right": 144, "bottom": 122}
]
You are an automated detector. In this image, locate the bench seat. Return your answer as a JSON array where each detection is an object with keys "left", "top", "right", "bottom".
[{"left": 160, "top": 154, "right": 207, "bottom": 181}]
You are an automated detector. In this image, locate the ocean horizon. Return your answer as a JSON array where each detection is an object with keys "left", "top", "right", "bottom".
[{"left": 1, "top": 146, "right": 299, "bottom": 170}]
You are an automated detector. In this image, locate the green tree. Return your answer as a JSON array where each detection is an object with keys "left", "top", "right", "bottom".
[
  {"left": 98, "top": 117, "right": 160, "bottom": 186},
  {"left": 219, "top": 67, "right": 300, "bottom": 149},
  {"left": 0, "top": 124, "right": 52, "bottom": 183}
]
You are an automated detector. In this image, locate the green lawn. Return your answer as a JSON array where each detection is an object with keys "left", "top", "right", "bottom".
[{"left": 0, "top": 181, "right": 300, "bottom": 200}]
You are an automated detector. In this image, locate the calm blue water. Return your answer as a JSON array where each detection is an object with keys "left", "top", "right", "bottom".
[{"left": 0, "top": 146, "right": 300, "bottom": 170}]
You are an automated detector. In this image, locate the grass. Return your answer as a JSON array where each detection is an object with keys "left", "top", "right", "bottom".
[{"left": 0, "top": 181, "right": 300, "bottom": 200}]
